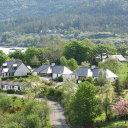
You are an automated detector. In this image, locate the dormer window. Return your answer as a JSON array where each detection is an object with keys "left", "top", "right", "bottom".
[
  {"left": 12, "top": 64, "right": 18, "bottom": 70},
  {"left": 2, "top": 63, "right": 7, "bottom": 68}
]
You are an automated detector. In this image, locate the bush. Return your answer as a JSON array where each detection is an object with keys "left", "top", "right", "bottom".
[
  {"left": 1, "top": 75, "right": 28, "bottom": 81},
  {"left": 0, "top": 88, "right": 4, "bottom": 92},
  {"left": 27, "top": 72, "right": 33, "bottom": 75},
  {"left": 54, "top": 87, "right": 63, "bottom": 98},
  {"left": 7, "top": 89, "right": 16, "bottom": 94},
  {"left": 57, "top": 76, "right": 63, "bottom": 82}
]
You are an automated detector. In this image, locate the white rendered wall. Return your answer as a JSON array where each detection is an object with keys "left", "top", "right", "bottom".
[
  {"left": 33, "top": 72, "right": 38, "bottom": 75},
  {"left": 14, "top": 63, "right": 30, "bottom": 76},
  {"left": 53, "top": 74, "right": 57, "bottom": 79},
  {"left": 63, "top": 67, "right": 73, "bottom": 74},
  {"left": 47, "top": 66, "right": 52, "bottom": 73},
  {"left": 87, "top": 69, "right": 93, "bottom": 77}
]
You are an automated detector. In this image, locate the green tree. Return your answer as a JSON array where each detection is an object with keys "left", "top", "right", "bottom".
[
  {"left": 96, "top": 69, "right": 111, "bottom": 86},
  {"left": 23, "top": 47, "right": 40, "bottom": 66},
  {"left": 117, "top": 44, "right": 128, "bottom": 56},
  {"left": 98, "top": 58, "right": 123, "bottom": 73},
  {"left": 114, "top": 79, "right": 124, "bottom": 97},
  {"left": 94, "top": 44, "right": 117, "bottom": 61},
  {"left": 64, "top": 40, "right": 90, "bottom": 64},
  {"left": 67, "top": 58, "right": 79, "bottom": 71},
  {"left": 8, "top": 50, "right": 24, "bottom": 61},
  {"left": 30, "top": 55, "right": 40, "bottom": 68},
  {"left": 99, "top": 84, "right": 115, "bottom": 121},
  {"left": 60, "top": 56, "right": 67, "bottom": 66},
  {"left": 22, "top": 75, "right": 43, "bottom": 99},
  {"left": 0, "top": 50, "right": 9, "bottom": 66},
  {"left": 70, "top": 81, "right": 101, "bottom": 126}
]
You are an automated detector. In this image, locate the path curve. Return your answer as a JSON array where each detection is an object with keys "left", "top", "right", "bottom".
[{"left": 7, "top": 94, "right": 70, "bottom": 128}]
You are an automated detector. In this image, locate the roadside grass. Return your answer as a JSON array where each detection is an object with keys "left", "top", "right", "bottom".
[
  {"left": 116, "top": 63, "right": 128, "bottom": 81},
  {"left": 94, "top": 113, "right": 128, "bottom": 128}
]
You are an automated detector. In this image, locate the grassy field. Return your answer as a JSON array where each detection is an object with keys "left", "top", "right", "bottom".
[{"left": 116, "top": 63, "right": 128, "bottom": 81}]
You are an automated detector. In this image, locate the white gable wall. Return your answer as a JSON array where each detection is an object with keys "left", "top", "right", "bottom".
[
  {"left": 47, "top": 66, "right": 52, "bottom": 73},
  {"left": 14, "top": 63, "right": 30, "bottom": 76},
  {"left": 87, "top": 69, "right": 93, "bottom": 77},
  {"left": 106, "top": 69, "right": 118, "bottom": 82},
  {"left": 63, "top": 67, "right": 73, "bottom": 74}
]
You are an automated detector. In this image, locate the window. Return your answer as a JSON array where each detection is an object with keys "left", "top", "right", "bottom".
[{"left": 6, "top": 86, "right": 8, "bottom": 89}]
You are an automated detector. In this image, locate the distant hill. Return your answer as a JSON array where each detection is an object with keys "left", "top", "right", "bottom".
[
  {"left": 0, "top": 0, "right": 84, "bottom": 20},
  {"left": 65, "top": 0, "right": 128, "bottom": 16}
]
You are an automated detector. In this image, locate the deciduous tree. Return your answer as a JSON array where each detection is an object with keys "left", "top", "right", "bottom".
[
  {"left": 70, "top": 81, "right": 101, "bottom": 126},
  {"left": 111, "top": 98, "right": 128, "bottom": 124},
  {"left": 98, "top": 58, "right": 123, "bottom": 73}
]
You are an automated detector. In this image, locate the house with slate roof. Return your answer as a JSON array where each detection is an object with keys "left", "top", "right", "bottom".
[
  {"left": 74, "top": 66, "right": 118, "bottom": 83},
  {"left": 0, "top": 81, "right": 24, "bottom": 90},
  {"left": 33, "top": 63, "right": 73, "bottom": 81},
  {"left": 108, "top": 55, "right": 127, "bottom": 63},
  {"left": 0, "top": 61, "right": 30, "bottom": 77}
]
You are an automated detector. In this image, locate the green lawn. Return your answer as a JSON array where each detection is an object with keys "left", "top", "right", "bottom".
[{"left": 116, "top": 63, "right": 128, "bottom": 81}]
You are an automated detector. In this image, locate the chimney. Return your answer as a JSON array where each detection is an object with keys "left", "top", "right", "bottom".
[
  {"left": 51, "top": 63, "right": 55, "bottom": 66},
  {"left": 91, "top": 65, "right": 96, "bottom": 69}
]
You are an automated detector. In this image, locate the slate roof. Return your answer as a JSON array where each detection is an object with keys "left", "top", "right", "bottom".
[
  {"left": 34, "top": 65, "right": 50, "bottom": 73},
  {"left": 0, "top": 81, "right": 24, "bottom": 86},
  {"left": 110, "top": 55, "right": 126, "bottom": 62},
  {"left": 0, "top": 61, "right": 22, "bottom": 73},
  {"left": 74, "top": 67, "right": 118, "bottom": 78},
  {"left": 34, "top": 65, "right": 65, "bottom": 74},
  {"left": 74, "top": 67, "right": 89, "bottom": 77},
  {"left": 52, "top": 65, "right": 64, "bottom": 74}
]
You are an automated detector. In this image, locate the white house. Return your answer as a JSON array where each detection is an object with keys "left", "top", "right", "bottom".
[
  {"left": 74, "top": 66, "right": 118, "bottom": 83},
  {"left": 97, "top": 55, "right": 127, "bottom": 63},
  {"left": 33, "top": 63, "right": 73, "bottom": 81},
  {"left": 0, "top": 81, "right": 24, "bottom": 90},
  {"left": 0, "top": 61, "right": 30, "bottom": 77}
]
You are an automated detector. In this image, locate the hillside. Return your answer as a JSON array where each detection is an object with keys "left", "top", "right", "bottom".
[
  {"left": 65, "top": 0, "right": 128, "bottom": 16},
  {"left": 1, "top": 0, "right": 128, "bottom": 47},
  {"left": 0, "top": 0, "right": 84, "bottom": 20}
]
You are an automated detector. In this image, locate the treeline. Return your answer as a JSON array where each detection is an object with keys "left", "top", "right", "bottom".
[
  {"left": 0, "top": 0, "right": 84, "bottom": 20},
  {"left": 1, "top": 39, "right": 128, "bottom": 71}
]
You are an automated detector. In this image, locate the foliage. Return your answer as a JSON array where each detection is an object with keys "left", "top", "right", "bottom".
[
  {"left": 70, "top": 81, "right": 101, "bottom": 126},
  {"left": 61, "top": 79, "right": 78, "bottom": 113},
  {"left": 60, "top": 56, "right": 79, "bottom": 71},
  {"left": 94, "top": 44, "right": 117, "bottom": 61},
  {"left": 1, "top": 75, "right": 28, "bottom": 81},
  {"left": 27, "top": 72, "right": 33, "bottom": 76},
  {"left": 99, "top": 84, "right": 116, "bottom": 121},
  {"left": 82, "top": 77, "right": 94, "bottom": 84},
  {"left": 96, "top": 69, "right": 111, "bottom": 86},
  {"left": 111, "top": 98, "right": 128, "bottom": 124},
  {"left": 23, "top": 46, "right": 40, "bottom": 66},
  {"left": 57, "top": 76, "right": 63, "bottom": 82},
  {"left": 64, "top": 40, "right": 90, "bottom": 64},
  {"left": 0, "top": 95, "right": 12, "bottom": 112},
  {"left": 0, "top": 50, "right": 9, "bottom": 66},
  {"left": 117, "top": 44, "right": 128, "bottom": 57},
  {"left": 7, "top": 89, "right": 16, "bottom": 94},
  {"left": 22, "top": 75, "right": 44, "bottom": 99},
  {"left": 81, "top": 61, "right": 90, "bottom": 67},
  {"left": 98, "top": 58, "right": 123, "bottom": 74},
  {"left": 8, "top": 49, "right": 24, "bottom": 61},
  {"left": 114, "top": 79, "right": 124, "bottom": 97}
]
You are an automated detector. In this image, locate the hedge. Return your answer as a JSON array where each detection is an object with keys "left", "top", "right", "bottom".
[{"left": 1, "top": 75, "right": 28, "bottom": 81}]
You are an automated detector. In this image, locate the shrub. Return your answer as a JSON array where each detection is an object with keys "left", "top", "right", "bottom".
[
  {"left": 27, "top": 72, "right": 33, "bottom": 75},
  {"left": 0, "top": 88, "right": 4, "bottom": 92},
  {"left": 57, "top": 76, "right": 63, "bottom": 82},
  {"left": 7, "top": 89, "right": 16, "bottom": 94},
  {"left": 54, "top": 87, "right": 63, "bottom": 98}
]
